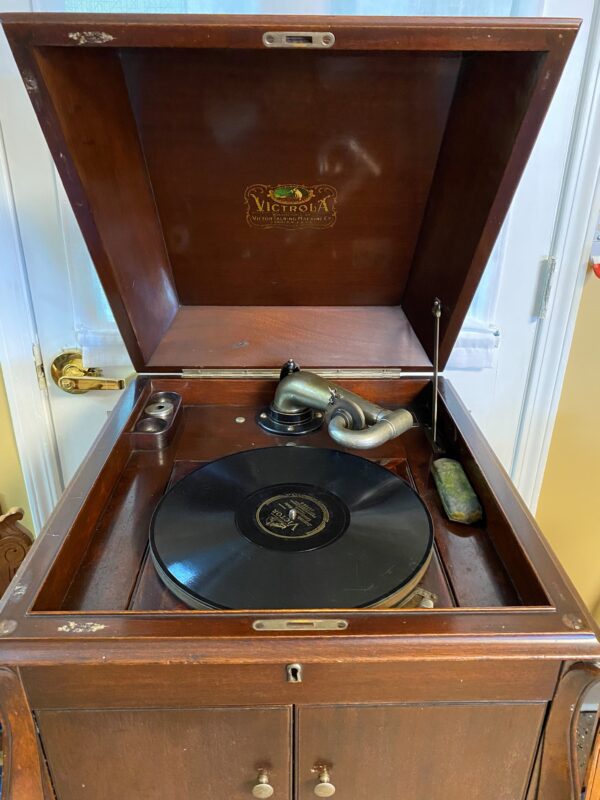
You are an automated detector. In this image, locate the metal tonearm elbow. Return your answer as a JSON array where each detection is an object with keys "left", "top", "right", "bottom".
[{"left": 257, "top": 362, "right": 414, "bottom": 449}]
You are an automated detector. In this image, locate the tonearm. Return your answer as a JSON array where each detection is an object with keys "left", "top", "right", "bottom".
[{"left": 257, "top": 360, "right": 414, "bottom": 449}]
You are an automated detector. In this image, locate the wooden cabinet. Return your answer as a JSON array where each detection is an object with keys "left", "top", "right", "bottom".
[
  {"left": 297, "top": 704, "right": 545, "bottom": 800},
  {"left": 36, "top": 707, "right": 292, "bottom": 800},
  {"left": 1, "top": 13, "right": 600, "bottom": 800},
  {"left": 34, "top": 702, "right": 546, "bottom": 800}
]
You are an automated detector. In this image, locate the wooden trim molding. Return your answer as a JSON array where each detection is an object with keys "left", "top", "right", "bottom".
[
  {"left": 0, "top": 667, "right": 51, "bottom": 799},
  {"left": 0, "top": 121, "right": 63, "bottom": 530},
  {"left": 512, "top": 4, "right": 600, "bottom": 510}
]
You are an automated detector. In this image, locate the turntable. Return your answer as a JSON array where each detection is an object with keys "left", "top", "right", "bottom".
[
  {"left": 150, "top": 445, "right": 434, "bottom": 610},
  {"left": 0, "top": 13, "right": 599, "bottom": 800}
]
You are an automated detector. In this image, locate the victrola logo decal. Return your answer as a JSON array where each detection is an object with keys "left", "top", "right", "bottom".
[{"left": 244, "top": 184, "right": 337, "bottom": 230}]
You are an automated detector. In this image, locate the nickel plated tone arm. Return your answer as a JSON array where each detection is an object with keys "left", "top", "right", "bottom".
[{"left": 258, "top": 361, "right": 414, "bottom": 449}]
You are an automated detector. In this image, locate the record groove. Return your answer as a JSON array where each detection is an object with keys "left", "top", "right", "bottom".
[{"left": 150, "top": 446, "right": 433, "bottom": 610}]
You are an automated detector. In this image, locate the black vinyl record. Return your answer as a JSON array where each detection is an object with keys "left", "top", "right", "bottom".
[{"left": 150, "top": 446, "right": 433, "bottom": 610}]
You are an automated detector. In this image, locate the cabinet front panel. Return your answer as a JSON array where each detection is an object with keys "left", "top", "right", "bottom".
[
  {"left": 23, "top": 660, "right": 559, "bottom": 709},
  {"left": 38, "top": 706, "right": 291, "bottom": 800},
  {"left": 297, "top": 703, "right": 544, "bottom": 800}
]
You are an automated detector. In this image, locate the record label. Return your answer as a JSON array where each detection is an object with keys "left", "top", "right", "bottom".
[
  {"left": 236, "top": 482, "right": 349, "bottom": 552},
  {"left": 256, "top": 491, "right": 328, "bottom": 538}
]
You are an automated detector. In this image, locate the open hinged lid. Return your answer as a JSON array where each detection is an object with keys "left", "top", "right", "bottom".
[{"left": 2, "top": 14, "right": 577, "bottom": 372}]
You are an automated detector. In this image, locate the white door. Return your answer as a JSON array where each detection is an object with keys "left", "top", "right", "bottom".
[{"left": 0, "top": 0, "right": 595, "bottom": 531}]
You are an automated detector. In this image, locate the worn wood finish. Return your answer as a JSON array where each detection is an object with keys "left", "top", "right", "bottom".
[
  {"left": 0, "top": 377, "right": 593, "bottom": 681},
  {"left": 22, "top": 660, "right": 559, "bottom": 710},
  {"left": 1, "top": 376, "right": 597, "bottom": 658},
  {"left": 538, "top": 663, "right": 600, "bottom": 800},
  {"left": 60, "top": 450, "right": 176, "bottom": 611},
  {"left": 297, "top": 703, "right": 545, "bottom": 800},
  {"left": 0, "top": 14, "right": 581, "bottom": 51},
  {"left": 148, "top": 306, "right": 432, "bottom": 371},
  {"left": 0, "top": 16, "right": 597, "bottom": 800},
  {"left": 29, "top": 45, "right": 177, "bottom": 368},
  {"left": 0, "top": 668, "right": 50, "bottom": 800},
  {"left": 38, "top": 706, "right": 291, "bottom": 800},
  {"left": 402, "top": 49, "right": 559, "bottom": 365},
  {"left": 124, "top": 47, "right": 459, "bottom": 307},
  {"left": 402, "top": 424, "right": 521, "bottom": 607},
  {"left": 439, "top": 378, "right": 589, "bottom": 613},
  {"left": 1, "top": 15, "right": 578, "bottom": 370},
  {"left": 47, "top": 395, "right": 526, "bottom": 613}
]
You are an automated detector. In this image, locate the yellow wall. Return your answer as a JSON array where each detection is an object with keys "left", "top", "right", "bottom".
[
  {"left": 537, "top": 270, "right": 600, "bottom": 623},
  {"left": 0, "top": 365, "right": 33, "bottom": 532}
]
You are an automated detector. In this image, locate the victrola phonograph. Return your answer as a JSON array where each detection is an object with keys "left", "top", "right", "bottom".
[{"left": 1, "top": 12, "right": 599, "bottom": 800}]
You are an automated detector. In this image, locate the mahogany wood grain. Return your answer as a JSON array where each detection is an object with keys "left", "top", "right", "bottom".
[
  {"left": 0, "top": 17, "right": 595, "bottom": 797},
  {"left": 437, "top": 383, "right": 549, "bottom": 605},
  {"left": 154, "top": 376, "right": 427, "bottom": 407},
  {"left": 0, "top": 14, "right": 580, "bottom": 52},
  {"left": 60, "top": 449, "right": 177, "bottom": 611},
  {"left": 439, "top": 377, "right": 594, "bottom": 617},
  {"left": 297, "top": 703, "right": 545, "bottom": 800},
  {"left": 173, "top": 403, "right": 415, "bottom": 463},
  {"left": 2, "top": 376, "right": 594, "bottom": 657},
  {"left": 147, "top": 306, "right": 432, "bottom": 371},
  {"left": 51, "top": 395, "right": 518, "bottom": 613},
  {"left": 127, "top": 459, "right": 201, "bottom": 611},
  {"left": 525, "top": 739, "right": 543, "bottom": 800},
  {"left": 1, "top": 16, "right": 578, "bottom": 370},
  {"left": 37, "top": 706, "right": 291, "bottom": 800},
  {"left": 124, "top": 47, "right": 458, "bottom": 306},
  {"left": 0, "top": 668, "right": 51, "bottom": 800},
  {"left": 0, "top": 378, "right": 148, "bottom": 619},
  {"left": 6, "top": 634, "right": 597, "bottom": 668},
  {"left": 403, "top": 425, "right": 520, "bottom": 607},
  {"left": 538, "top": 662, "right": 600, "bottom": 800},
  {"left": 23, "top": 660, "right": 559, "bottom": 709},
  {"left": 26, "top": 44, "right": 177, "bottom": 369},
  {"left": 403, "top": 51, "right": 546, "bottom": 366}
]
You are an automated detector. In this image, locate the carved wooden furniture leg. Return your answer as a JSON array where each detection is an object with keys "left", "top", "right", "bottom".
[
  {"left": 0, "top": 507, "right": 33, "bottom": 596},
  {"left": 0, "top": 668, "right": 51, "bottom": 799},
  {"left": 538, "top": 662, "right": 600, "bottom": 799}
]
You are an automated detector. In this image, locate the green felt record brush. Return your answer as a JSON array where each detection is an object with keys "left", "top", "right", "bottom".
[{"left": 431, "top": 458, "right": 483, "bottom": 525}]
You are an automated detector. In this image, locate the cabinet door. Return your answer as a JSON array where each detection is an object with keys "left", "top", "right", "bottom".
[
  {"left": 297, "top": 704, "right": 544, "bottom": 800},
  {"left": 37, "top": 706, "right": 291, "bottom": 800}
]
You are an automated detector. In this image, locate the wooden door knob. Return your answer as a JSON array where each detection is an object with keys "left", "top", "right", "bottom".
[
  {"left": 252, "top": 769, "right": 274, "bottom": 798},
  {"left": 313, "top": 767, "right": 336, "bottom": 797}
]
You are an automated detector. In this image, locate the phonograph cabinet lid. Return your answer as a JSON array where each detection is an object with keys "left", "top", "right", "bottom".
[{"left": 1, "top": 13, "right": 579, "bottom": 373}]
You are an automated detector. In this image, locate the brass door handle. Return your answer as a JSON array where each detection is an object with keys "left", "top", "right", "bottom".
[
  {"left": 313, "top": 766, "right": 335, "bottom": 797},
  {"left": 252, "top": 769, "right": 274, "bottom": 798},
  {"left": 51, "top": 350, "right": 126, "bottom": 394}
]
